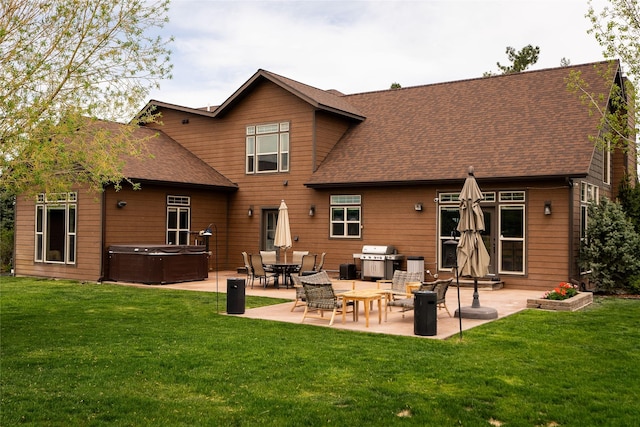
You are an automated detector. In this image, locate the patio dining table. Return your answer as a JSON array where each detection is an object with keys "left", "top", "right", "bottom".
[{"left": 267, "top": 262, "right": 300, "bottom": 288}]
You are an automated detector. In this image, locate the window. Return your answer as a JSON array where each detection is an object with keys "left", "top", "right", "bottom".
[
  {"left": 330, "top": 195, "right": 361, "bottom": 238},
  {"left": 35, "top": 192, "right": 77, "bottom": 264},
  {"left": 437, "top": 192, "right": 495, "bottom": 270},
  {"left": 439, "top": 206, "right": 459, "bottom": 268},
  {"left": 580, "top": 182, "right": 600, "bottom": 250},
  {"left": 167, "top": 195, "right": 190, "bottom": 245},
  {"left": 246, "top": 122, "right": 289, "bottom": 173},
  {"left": 499, "top": 201, "right": 525, "bottom": 274},
  {"left": 602, "top": 143, "right": 611, "bottom": 185}
]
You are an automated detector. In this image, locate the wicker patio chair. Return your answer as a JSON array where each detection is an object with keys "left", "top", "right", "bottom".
[
  {"left": 377, "top": 270, "right": 422, "bottom": 301},
  {"left": 299, "top": 271, "right": 348, "bottom": 326},
  {"left": 387, "top": 278, "right": 453, "bottom": 317},
  {"left": 290, "top": 274, "right": 306, "bottom": 312}
]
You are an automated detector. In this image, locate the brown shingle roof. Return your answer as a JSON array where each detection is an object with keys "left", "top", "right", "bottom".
[
  {"left": 124, "top": 127, "right": 237, "bottom": 189},
  {"left": 85, "top": 121, "right": 236, "bottom": 189},
  {"left": 306, "top": 61, "right": 618, "bottom": 187}
]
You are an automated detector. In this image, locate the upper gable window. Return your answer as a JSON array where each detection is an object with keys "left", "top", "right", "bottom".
[{"left": 246, "top": 122, "right": 289, "bottom": 174}]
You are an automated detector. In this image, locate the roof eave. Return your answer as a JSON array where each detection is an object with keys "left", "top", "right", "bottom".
[
  {"left": 140, "top": 100, "right": 218, "bottom": 118},
  {"left": 126, "top": 179, "right": 238, "bottom": 192},
  {"left": 305, "top": 174, "right": 586, "bottom": 189}
]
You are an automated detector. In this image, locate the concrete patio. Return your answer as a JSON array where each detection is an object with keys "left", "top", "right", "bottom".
[{"left": 113, "top": 270, "right": 544, "bottom": 340}]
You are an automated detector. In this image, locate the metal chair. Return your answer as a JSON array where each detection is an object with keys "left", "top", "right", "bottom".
[
  {"left": 250, "top": 253, "right": 276, "bottom": 288},
  {"left": 292, "top": 251, "right": 309, "bottom": 264},
  {"left": 260, "top": 250, "right": 277, "bottom": 265},
  {"left": 241, "top": 251, "right": 254, "bottom": 286},
  {"left": 298, "top": 254, "right": 316, "bottom": 276},
  {"left": 315, "top": 252, "right": 327, "bottom": 272}
]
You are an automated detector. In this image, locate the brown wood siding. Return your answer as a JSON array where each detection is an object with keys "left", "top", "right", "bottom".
[
  {"left": 14, "top": 186, "right": 103, "bottom": 281},
  {"left": 103, "top": 185, "right": 229, "bottom": 272},
  {"left": 314, "top": 111, "right": 352, "bottom": 170},
  {"left": 519, "top": 186, "right": 571, "bottom": 290}
]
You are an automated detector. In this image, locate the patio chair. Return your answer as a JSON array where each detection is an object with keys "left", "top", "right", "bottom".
[
  {"left": 250, "top": 253, "right": 276, "bottom": 288},
  {"left": 433, "top": 278, "right": 453, "bottom": 317},
  {"left": 377, "top": 270, "right": 422, "bottom": 302},
  {"left": 315, "top": 252, "right": 326, "bottom": 272},
  {"left": 290, "top": 274, "right": 306, "bottom": 311},
  {"left": 387, "top": 278, "right": 453, "bottom": 317},
  {"left": 241, "top": 251, "right": 254, "bottom": 286},
  {"left": 298, "top": 253, "right": 316, "bottom": 276},
  {"left": 299, "top": 271, "right": 348, "bottom": 326},
  {"left": 292, "top": 251, "right": 309, "bottom": 264},
  {"left": 260, "top": 250, "right": 277, "bottom": 264}
]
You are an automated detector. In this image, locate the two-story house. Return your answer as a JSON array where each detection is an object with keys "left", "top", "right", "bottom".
[{"left": 13, "top": 60, "right": 636, "bottom": 290}]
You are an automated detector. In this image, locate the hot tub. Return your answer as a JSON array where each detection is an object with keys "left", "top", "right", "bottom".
[{"left": 107, "top": 245, "right": 208, "bottom": 284}]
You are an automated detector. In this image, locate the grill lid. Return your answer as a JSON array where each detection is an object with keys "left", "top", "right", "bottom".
[{"left": 361, "top": 245, "right": 396, "bottom": 255}]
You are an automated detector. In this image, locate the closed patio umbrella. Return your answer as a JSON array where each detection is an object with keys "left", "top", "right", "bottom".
[
  {"left": 455, "top": 167, "right": 497, "bottom": 319},
  {"left": 274, "top": 200, "right": 292, "bottom": 262}
]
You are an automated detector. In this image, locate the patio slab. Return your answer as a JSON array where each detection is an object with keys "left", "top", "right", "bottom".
[{"left": 109, "top": 270, "right": 544, "bottom": 340}]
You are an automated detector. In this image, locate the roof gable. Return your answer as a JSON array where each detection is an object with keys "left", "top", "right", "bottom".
[
  {"left": 212, "top": 69, "right": 366, "bottom": 121},
  {"left": 306, "top": 61, "right": 619, "bottom": 187}
]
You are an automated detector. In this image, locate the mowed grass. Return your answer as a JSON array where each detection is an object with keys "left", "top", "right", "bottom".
[{"left": 1, "top": 277, "right": 639, "bottom": 426}]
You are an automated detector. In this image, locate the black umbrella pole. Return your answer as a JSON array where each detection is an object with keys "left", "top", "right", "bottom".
[
  {"left": 456, "top": 267, "right": 463, "bottom": 340},
  {"left": 472, "top": 278, "right": 481, "bottom": 308}
]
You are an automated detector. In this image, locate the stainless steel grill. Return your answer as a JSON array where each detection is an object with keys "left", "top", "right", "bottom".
[{"left": 353, "top": 245, "right": 404, "bottom": 280}]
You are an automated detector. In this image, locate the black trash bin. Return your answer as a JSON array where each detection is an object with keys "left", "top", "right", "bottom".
[
  {"left": 414, "top": 290, "right": 437, "bottom": 336},
  {"left": 227, "top": 278, "right": 245, "bottom": 314}
]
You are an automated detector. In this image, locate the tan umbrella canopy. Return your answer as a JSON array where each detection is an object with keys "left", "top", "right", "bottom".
[
  {"left": 456, "top": 167, "right": 490, "bottom": 278},
  {"left": 274, "top": 200, "right": 292, "bottom": 262},
  {"left": 454, "top": 167, "right": 497, "bottom": 319}
]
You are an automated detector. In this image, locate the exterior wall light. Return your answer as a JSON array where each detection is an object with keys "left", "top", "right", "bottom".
[
  {"left": 414, "top": 202, "right": 423, "bottom": 211},
  {"left": 248, "top": 206, "right": 253, "bottom": 217},
  {"left": 117, "top": 200, "right": 127, "bottom": 208},
  {"left": 544, "top": 201, "right": 552, "bottom": 216},
  {"left": 309, "top": 205, "right": 315, "bottom": 216}
]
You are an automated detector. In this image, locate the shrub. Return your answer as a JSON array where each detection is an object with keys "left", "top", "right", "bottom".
[{"left": 581, "top": 197, "right": 640, "bottom": 293}]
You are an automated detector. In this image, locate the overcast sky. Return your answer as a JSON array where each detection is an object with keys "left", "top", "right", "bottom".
[{"left": 148, "top": 0, "right": 608, "bottom": 109}]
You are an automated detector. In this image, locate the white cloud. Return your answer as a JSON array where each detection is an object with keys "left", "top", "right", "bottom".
[{"left": 149, "top": 0, "right": 608, "bottom": 108}]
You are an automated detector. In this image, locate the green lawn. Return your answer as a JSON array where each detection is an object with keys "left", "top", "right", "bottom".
[{"left": 1, "top": 277, "right": 639, "bottom": 426}]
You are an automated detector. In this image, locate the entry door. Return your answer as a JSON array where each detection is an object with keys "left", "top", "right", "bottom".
[
  {"left": 481, "top": 207, "right": 496, "bottom": 276},
  {"left": 262, "top": 209, "right": 278, "bottom": 251}
]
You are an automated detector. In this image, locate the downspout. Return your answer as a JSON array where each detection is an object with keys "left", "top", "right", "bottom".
[
  {"left": 567, "top": 177, "right": 575, "bottom": 281},
  {"left": 99, "top": 189, "right": 106, "bottom": 282}
]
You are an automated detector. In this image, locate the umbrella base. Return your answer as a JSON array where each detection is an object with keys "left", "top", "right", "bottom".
[{"left": 455, "top": 306, "right": 498, "bottom": 319}]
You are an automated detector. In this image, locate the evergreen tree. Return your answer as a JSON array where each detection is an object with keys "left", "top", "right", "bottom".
[{"left": 581, "top": 198, "right": 640, "bottom": 293}]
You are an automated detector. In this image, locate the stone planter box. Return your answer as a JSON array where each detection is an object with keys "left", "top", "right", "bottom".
[{"left": 527, "top": 292, "right": 593, "bottom": 311}]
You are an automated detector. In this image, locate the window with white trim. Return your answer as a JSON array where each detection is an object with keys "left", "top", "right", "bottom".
[
  {"left": 602, "top": 143, "right": 611, "bottom": 185},
  {"left": 330, "top": 195, "right": 361, "bottom": 238},
  {"left": 246, "top": 122, "right": 289, "bottom": 173},
  {"left": 167, "top": 195, "right": 190, "bottom": 245},
  {"left": 35, "top": 192, "right": 77, "bottom": 264},
  {"left": 437, "top": 191, "right": 495, "bottom": 270},
  {"left": 580, "top": 182, "right": 599, "bottom": 274},
  {"left": 499, "top": 191, "right": 525, "bottom": 274},
  {"left": 580, "top": 183, "right": 599, "bottom": 242}
]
